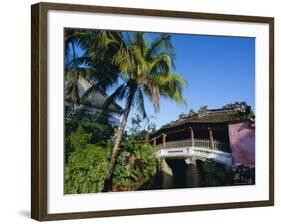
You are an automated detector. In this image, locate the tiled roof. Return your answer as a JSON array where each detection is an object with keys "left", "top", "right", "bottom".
[{"left": 159, "top": 103, "right": 255, "bottom": 131}]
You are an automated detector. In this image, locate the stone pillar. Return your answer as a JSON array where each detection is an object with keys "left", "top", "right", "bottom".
[
  {"left": 156, "top": 158, "right": 163, "bottom": 188},
  {"left": 189, "top": 127, "right": 195, "bottom": 147},
  {"left": 160, "top": 159, "right": 174, "bottom": 189},
  {"left": 185, "top": 159, "right": 201, "bottom": 188},
  {"left": 208, "top": 127, "right": 214, "bottom": 149},
  {"left": 162, "top": 133, "right": 167, "bottom": 149}
]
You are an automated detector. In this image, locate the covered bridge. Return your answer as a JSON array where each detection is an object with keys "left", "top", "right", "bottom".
[{"left": 151, "top": 102, "right": 255, "bottom": 167}]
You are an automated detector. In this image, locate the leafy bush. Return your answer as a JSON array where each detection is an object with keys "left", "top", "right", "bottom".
[
  {"left": 69, "top": 126, "right": 92, "bottom": 151},
  {"left": 127, "top": 114, "right": 156, "bottom": 143},
  {"left": 65, "top": 126, "right": 111, "bottom": 194},
  {"left": 65, "top": 124, "right": 158, "bottom": 193},
  {"left": 199, "top": 159, "right": 255, "bottom": 187},
  {"left": 201, "top": 159, "right": 234, "bottom": 186},
  {"left": 232, "top": 165, "right": 255, "bottom": 185},
  {"left": 65, "top": 107, "right": 114, "bottom": 160},
  {"left": 112, "top": 138, "right": 157, "bottom": 191}
]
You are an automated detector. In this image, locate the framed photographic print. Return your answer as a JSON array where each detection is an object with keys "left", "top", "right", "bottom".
[{"left": 31, "top": 2, "right": 274, "bottom": 221}]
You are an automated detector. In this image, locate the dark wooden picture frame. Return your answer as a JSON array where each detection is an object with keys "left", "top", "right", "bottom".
[{"left": 31, "top": 2, "right": 274, "bottom": 221}]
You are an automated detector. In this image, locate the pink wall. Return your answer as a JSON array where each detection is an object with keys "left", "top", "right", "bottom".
[{"left": 228, "top": 121, "right": 255, "bottom": 166}]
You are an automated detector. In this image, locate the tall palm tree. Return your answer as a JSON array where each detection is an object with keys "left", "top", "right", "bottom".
[
  {"left": 104, "top": 32, "right": 187, "bottom": 186},
  {"left": 64, "top": 29, "right": 122, "bottom": 105}
]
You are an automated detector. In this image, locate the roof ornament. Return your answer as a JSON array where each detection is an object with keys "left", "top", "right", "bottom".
[
  {"left": 198, "top": 105, "right": 208, "bottom": 117},
  {"left": 187, "top": 109, "right": 196, "bottom": 117},
  {"left": 178, "top": 113, "right": 187, "bottom": 119},
  {"left": 223, "top": 101, "right": 249, "bottom": 113}
]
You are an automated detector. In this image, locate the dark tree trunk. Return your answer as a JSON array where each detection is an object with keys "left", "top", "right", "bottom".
[{"left": 107, "top": 89, "right": 135, "bottom": 190}]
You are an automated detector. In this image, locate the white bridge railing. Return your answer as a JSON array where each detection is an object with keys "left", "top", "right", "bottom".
[
  {"left": 155, "top": 139, "right": 230, "bottom": 152},
  {"left": 157, "top": 147, "right": 232, "bottom": 166}
]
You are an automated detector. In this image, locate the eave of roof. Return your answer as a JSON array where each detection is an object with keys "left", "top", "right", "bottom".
[{"left": 157, "top": 108, "right": 255, "bottom": 133}]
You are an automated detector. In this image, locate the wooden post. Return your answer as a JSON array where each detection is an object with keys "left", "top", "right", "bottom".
[
  {"left": 189, "top": 127, "right": 194, "bottom": 147},
  {"left": 162, "top": 133, "right": 167, "bottom": 149},
  {"left": 208, "top": 127, "right": 214, "bottom": 149}
]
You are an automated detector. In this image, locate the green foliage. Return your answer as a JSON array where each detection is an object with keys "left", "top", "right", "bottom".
[
  {"left": 128, "top": 114, "right": 143, "bottom": 136},
  {"left": 233, "top": 165, "right": 255, "bottom": 184},
  {"left": 65, "top": 126, "right": 111, "bottom": 194},
  {"left": 66, "top": 107, "right": 114, "bottom": 140},
  {"left": 201, "top": 159, "right": 234, "bottom": 186},
  {"left": 128, "top": 114, "right": 156, "bottom": 136},
  {"left": 69, "top": 126, "right": 92, "bottom": 151},
  {"left": 101, "top": 32, "right": 187, "bottom": 184},
  {"left": 64, "top": 112, "right": 158, "bottom": 193},
  {"left": 112, "top": 138, "right": 157, "bottom": 191},
  {"left": 199, "top": 160, "right": 255, "bottom": 187},
  {"left": 64, "top": 29, "right": 121, "bottom": 105},
  {"left": 65, "top": 107, "right": 114, "bottom": 160},
  {"left": 82, "top": 121, "right": 114, "bottom": 145},
  {"left": 103, "top": 32, "right": 187, "bottom": 118}
]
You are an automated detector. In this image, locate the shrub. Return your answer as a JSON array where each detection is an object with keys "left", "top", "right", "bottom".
[
  {"left": 65, "top": 108, "right": 114, "bottom": 161},
  {"left": 64, "top": 126, "right": 111, "bottom": 194},
  {"left": 69, "top": 126, "right": 92, "bottom": 151},
  {"left": 232, "top": 165, "right": 255, "bottom": 185},
  {"left": 112, "top": 139, "right": 157, "bottom": 191},
  {"left": 200, "top": 159, "right": 255, "bottom": 187},
  {"left": 201, "top": 159, "right": 234, "bottom": 186}
]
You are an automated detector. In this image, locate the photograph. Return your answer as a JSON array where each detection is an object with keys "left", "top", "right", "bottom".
[{"left": 63, "top": 28, "right": 256, "bottom": 194}]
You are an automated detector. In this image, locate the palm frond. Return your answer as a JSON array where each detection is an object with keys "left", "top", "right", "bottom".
[
  {"left": 133, "top": 32, "right": 146, "bottom": 55},
  {"left": 80, "top": 81, "right": 105, "bottom": 102},
  {"left": 113, "top": 48, "right": 133, "bottom": 78},
  {"left": 142, "top": 79, "right": 161, "bottom": 112},
  {"left": 149, "top": 54, "right": 172, "bottom": 76},
  {"left": 146, "top": 34, "right": 174, "bottom": 58},
  {"left": 66, "top": 57, "right": 92, "bottom": 70},
  {"left": 134, "top": 88, "right": 147, "bottom": 119},
  {"left": 102, "top": 83, "right": 128, "bottom": 111},
  {"left": 155, "top": 72, "right": 187, "bottom": 105}
]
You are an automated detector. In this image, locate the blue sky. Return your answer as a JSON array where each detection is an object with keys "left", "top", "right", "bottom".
[
  {"left": 126, "top": 33, "right": 255, "bottom": 129},
  {"left": 68, "top": 31, "right": 255, "bottom": 129}
]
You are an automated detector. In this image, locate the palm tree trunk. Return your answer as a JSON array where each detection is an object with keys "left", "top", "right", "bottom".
[{"left": 108, "top": 90, "right": 135, "bottom": 190}]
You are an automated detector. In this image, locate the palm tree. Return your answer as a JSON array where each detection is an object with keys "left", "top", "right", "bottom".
[
  {"left": 64, "top": 29, "right": 122, "bottom": 105},
  {"left": 104, "top": 32, "right": 187, "bottom": 186}
]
